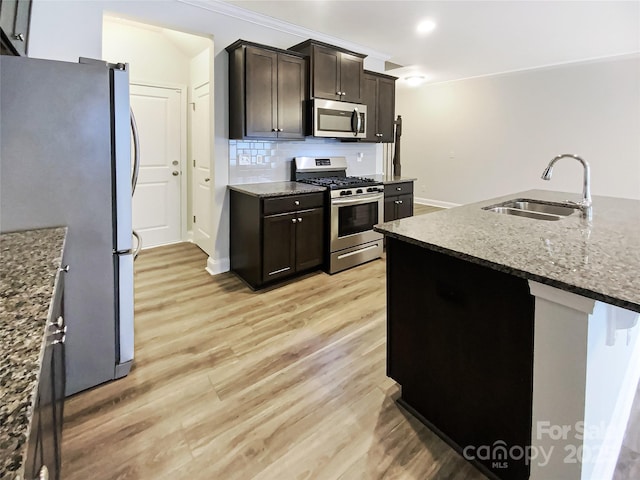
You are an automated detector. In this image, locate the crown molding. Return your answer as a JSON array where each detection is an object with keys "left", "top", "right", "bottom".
[{"left": 177, "top": 0, "right": 391, "bottom": 61}]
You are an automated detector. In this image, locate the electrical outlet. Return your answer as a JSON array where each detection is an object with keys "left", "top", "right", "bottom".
[{"left": 357, "top": 152, "right": 364, "bottom": 162}]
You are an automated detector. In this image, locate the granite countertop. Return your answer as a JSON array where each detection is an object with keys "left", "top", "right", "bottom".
[
  {"left": 228, "top": 181, "right": 326, "bottom": 198},
  {"left": 375, "top": 189, "right": 640, "bottom": 313},
  {"left": 0, "top": 227, "right": 67, "bottom": 480},
  {"left": 369, "top": 174, "right": 417, "bottom": 185}
]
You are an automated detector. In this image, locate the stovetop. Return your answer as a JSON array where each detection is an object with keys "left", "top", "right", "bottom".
[{"left": 297, "top": 176, "right": 381, "bottom": 190}]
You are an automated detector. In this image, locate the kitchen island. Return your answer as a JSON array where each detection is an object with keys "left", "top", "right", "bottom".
[
  {"left": 374, "top": 190, "right": 640, "bottom": 480},
  {"left": 1, "top": 228, "right": 67, "bottom": 480}
]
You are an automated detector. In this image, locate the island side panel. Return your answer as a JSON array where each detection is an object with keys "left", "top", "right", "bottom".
[{"left": 386, "top": 237, "right": 535, "bottom": 480}]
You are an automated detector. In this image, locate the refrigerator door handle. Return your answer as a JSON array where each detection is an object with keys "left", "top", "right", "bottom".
[
  {"left": 130, "top": 108, "right": 140, "bottom": 195},
  {"left": 132, "top": 230, "right": 142, "bottom": 261}
]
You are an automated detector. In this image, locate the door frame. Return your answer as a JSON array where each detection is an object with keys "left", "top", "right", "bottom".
[{"left": 130, "top": 80, "right": 188, "bottom": 246}]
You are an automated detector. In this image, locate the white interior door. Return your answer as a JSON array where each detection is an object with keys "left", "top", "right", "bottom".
[
  {"left": 192, "top": 81, "right": 212, "bottom": 255},
  {"left": 130, "top": 84, "right": 183, "bottom": 247}
]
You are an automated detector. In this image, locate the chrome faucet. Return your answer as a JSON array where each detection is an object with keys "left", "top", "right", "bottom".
[{"left": 541, "top": 153, "right": 592, "bottom": 219}]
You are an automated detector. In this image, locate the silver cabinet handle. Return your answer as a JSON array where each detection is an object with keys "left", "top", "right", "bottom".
[
  {"left": 396, "top": 187, "right": 402, "bottom": 191},
  {"left": 13, "top": 33, "right": 25, "bottom": 42},
  {"left": 336, "top": 91, "right": 342, "bottom": 95},
  {"left": 59, "top": 265, "right": 70, "bottom": 273},
  {"left": 298, "top": 217, "right": 303, "bottom": 222},
  {"left": 341, "top": 92, "right": 346, "bottom": 96},
  {"left": 38, "top": 465, "right": 49, "bottom": 480},
  {"left": 279, "top": 128, "right": 283, "bottom": 132},
  {"left": 272, "top": 128, "right": 277, "bottom": 132},
  {"left": 52, "top": 335, "right": 66, "bottom": 345},
  {"left": 292, "top": 218, "right": 297, "bottom": 223},
  {"left": 204, "top": 178, "right": 210, "bottom": 182},
  {"left": 294, "top": 200, "right": 300, "bottom": 206},
  {"left": 172, "top": 171, "right": 179, "bottom": 176},
  {"left": 50, "top": 316, "right": 64, "bottom": 329},
  {"left": 398, "top": 200, "right": 403, "bottom": 204},
  {"left": 52, "top": 326, "right": 67, "bottom": 336}
]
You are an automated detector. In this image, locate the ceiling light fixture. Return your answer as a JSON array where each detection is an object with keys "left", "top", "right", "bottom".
[
  {"left": 416, "top": 18, "right": 437, "bottom": 35},
  {"left": 404, "top": 75, "right": 426, "bottom": 87}
]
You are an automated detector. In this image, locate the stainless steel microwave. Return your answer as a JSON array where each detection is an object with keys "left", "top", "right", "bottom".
[{"left": 312, "top": 98, "right": 367, "bottom": 139}]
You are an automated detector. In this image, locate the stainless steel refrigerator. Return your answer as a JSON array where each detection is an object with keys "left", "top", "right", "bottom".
[{"left": 0, "top": 56, "right": 139, "bottom": 395}]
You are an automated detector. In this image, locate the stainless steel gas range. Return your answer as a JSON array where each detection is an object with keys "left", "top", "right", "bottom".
[{"left": 293, "top": 156, "right": 384, "bottom": 273}]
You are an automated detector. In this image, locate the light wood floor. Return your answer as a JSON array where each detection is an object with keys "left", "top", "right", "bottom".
[{"left": 61, "top": 240, "right": 487, "bottom": 479}]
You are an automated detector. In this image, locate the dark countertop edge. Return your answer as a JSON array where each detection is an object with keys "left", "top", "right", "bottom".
[
  {"left": 1, "top": 227, "right": 67, "bottom": 480},
  {"left": 228, "top": 182, "right": 327, "bottom": 198}
]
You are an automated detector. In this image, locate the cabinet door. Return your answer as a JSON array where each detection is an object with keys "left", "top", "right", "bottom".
[
  {"left": 0, "top": 0, "right": 30, "bottom": 56},
  {"left": 377, "top": 76, "right": 396, "bottom": 142},
  {"left": 339, "top": 53, "right": 363, "bottom": 103},
  {"left": 384, "top": 195, "right": 397, "bottom": 222},
  {"left": 395, "top": 193, "right": 413, "bottom": 220},
  {"left": 51, "top": 275, "right": 66, "bottom": 480},
  {"left": 277, "top": 54, "right": 305, "bottom": 139},
  {"left": 311, "top": 45, "right": 341, "bottom": 101},
  {"left": 31, "top": 340, "right": 56, "bottom": 480},
  {"left": 362, "top": 73, "right": 378, "bottom": 142},
  {"left": 245, "top": 46, "right": 278, "bottom": 138},
  {"left": 295, "top": 208, "right": 324, "bottom": 271},
  {"left": 387, "top": 239, "right": 534, "bottom": 480},
  {"left": 263, "top": 212, "right": 296, "bottom": 283}
]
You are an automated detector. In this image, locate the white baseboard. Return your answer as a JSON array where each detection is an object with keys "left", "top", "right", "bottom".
[
  {"left": 414, "top": 196, "right": 460, "bottom": 209},
  {"left": 206, "top": 256, "right": 230, "bottom": 275},
  {"left": 186, "top": 230, "right": 194, "bottom": 243}
]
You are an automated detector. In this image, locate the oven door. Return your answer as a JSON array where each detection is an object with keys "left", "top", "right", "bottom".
[{"left": 330, "top": 192, "right": 384, "bottom": 252}]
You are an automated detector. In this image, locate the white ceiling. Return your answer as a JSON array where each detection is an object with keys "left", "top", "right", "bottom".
[{"left": 224, "top": 0, "right": 640, "bottom": 84}]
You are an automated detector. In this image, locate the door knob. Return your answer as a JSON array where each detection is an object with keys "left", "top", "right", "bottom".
[
  {"left": 172, "top": 171, "right": 179, "bottom": 176},
  {"left": 13, "top": 33, "right": 25, "bottom": 42},
  {"left": 204, "top": 178, "right": 210, "bottom": 182}
]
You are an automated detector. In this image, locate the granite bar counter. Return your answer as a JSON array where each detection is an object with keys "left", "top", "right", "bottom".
[
  {"left": 375, "top": 189, "right": 640, "bottom": 480},
  {"left": 228, "top": 181, "right": 326, "bottom": 198},
  {"left": 375, "top": 189, "right": 640, "bottom": 313},
  {"left": 0, "top": 227, "right": 67, "bottom": 480}
]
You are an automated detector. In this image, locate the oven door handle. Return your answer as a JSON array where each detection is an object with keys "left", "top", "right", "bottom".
[{"left": 332, "top": 193, "right": 383, "bottom": 205}]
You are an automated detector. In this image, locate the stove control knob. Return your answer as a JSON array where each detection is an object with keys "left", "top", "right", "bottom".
[
  {"left": 356, "top": 189, "right": 363, "bottom": 194},
  {"left": 366, "top": 187, "right": 374, "bottom": 192},
  {"left": 340, "top": 190, "right": 349, "bottom": 196}
]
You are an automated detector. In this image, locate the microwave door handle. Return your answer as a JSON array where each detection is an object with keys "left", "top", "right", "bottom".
[{"left": 351, "top": 107, "right": 361, "bottom": 136}]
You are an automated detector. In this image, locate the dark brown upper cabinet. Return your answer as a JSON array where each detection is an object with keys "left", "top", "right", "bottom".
[
  {"left": 289, "top": 39, "right": 366, "bottom": 103},
  {"left": 0, "top": 0, "right": 32, "bottom": 56},
  {"left": 226, "top": 40, "right": 306, "bottom": 140},
  {"left": 362, "top": 70, "right": 397, "bottom": 143}
]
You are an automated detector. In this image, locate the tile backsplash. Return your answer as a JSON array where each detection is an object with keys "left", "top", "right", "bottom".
[{"left": 229, "top": 138, "right": 379, "bottom": 184}]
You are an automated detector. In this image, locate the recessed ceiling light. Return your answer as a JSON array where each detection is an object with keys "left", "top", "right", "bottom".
[
  {"left": 416, "top": 19, "right": 437, "bottom": 35},
  {"left": 404, "top": 76, "right": 426, "bottom": 87}
]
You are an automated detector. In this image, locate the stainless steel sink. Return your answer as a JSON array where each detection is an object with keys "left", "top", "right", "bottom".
[
  {"left": 498, "top": 200, "right": 576, "bottom": 217},
  {"left": 483, "top": 198, "right": 578, "bottom": 221}
]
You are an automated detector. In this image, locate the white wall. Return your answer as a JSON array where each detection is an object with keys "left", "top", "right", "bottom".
[
  {"left": 397, "top": 55, "right": 640, "bottom": 205},
  {"left": 102, "top": 19, "right": 192, "bottom": 86},
  {"left": 28, "top": 0, "right": 388, "bottom": 272}
]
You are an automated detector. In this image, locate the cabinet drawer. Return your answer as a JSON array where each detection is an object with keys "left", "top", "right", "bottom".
[
  {"left": 385, "top": 182, "right": 413, "bottom": 196},
  {"left": 263, "top": 193, "right": 324, "bottom": 215}
]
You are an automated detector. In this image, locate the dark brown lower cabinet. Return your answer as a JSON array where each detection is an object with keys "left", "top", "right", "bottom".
[
  {"left": 384, "top": 181, "right": 414, "bottom": 222},
  {"left": 386, "top": 237, "right": 534, "bottom": 480},
  {"left": 231, "top": 189, "right": 325, "bottom": 289},
  {"left": 24, "top": 269, "right": 66, "bottom": 480},
  {"left": 262, "top": 208, "right": 323, "bottom": 284}
]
